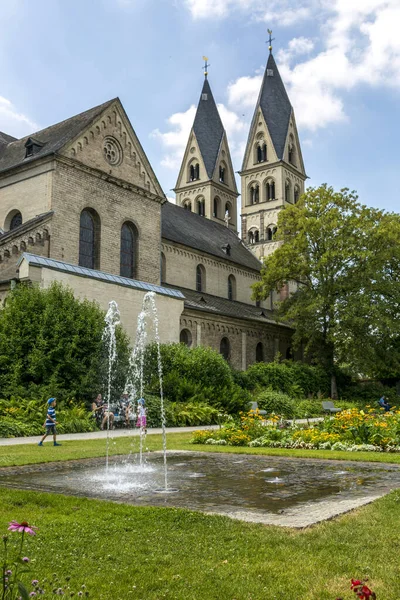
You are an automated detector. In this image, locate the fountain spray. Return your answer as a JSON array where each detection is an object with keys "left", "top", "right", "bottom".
[
  {"left": 125, "top": 292, "right": 169, "bottom": 490},
  {"left": 103, "top": 300, "right": 121, "bottom": 473}
]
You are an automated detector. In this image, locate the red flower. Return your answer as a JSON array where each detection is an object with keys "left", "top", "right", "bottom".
[{"left": 8, "top": 521, "right": 38, "bottom": 536}]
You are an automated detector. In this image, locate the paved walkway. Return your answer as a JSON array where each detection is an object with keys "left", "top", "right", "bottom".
[
  {"left": 0, "top": 418, "right": 323, "bottom": 447},
  {"left": 0, "top": 426, "right": 216, "bottom": 446}
]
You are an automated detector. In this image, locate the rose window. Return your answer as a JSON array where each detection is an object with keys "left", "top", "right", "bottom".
[{"left": 103, "top": 137, "right": 122, "bottom": 166}]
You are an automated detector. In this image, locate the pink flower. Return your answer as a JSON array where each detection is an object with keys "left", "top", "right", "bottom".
[
  {"left": 23, "top": 557, "right": 30, "bottom": 563},
  {"left": 8, "top": 521, "right": 38, "bottom": 535}
]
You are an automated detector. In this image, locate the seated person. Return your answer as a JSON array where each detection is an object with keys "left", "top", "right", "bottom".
[
  {"left": 92, "top": 393, "right": 114, "bottom": 430},
  {"left": 378, "top": 395, "right": 392, "bottom": 412}
]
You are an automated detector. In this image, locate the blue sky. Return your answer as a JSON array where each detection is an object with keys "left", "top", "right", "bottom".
[{"left": 1, "top": 0, "right": 399, "bottom": 213}]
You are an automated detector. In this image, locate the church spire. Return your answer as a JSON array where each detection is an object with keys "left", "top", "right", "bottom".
[
  {"left": 239, "top": 39, "right": 307, "bottom": 260},
  {"left": 174, "top": 63, "right": 239, "bottom": 230}
]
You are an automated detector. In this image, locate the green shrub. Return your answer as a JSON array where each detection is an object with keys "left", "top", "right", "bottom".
[
  {"left": 340, "top": 381, "right": 397, "bottom": 404},
  {"left": 167, "top": 402, "right": 219, "bottom": 426},
  {"left": 241, "top": 361, "right": 330, "bottom": 397},
  {"left": 0, "top": 397, "right": 97, "bottom": 437},
  {"left": 0, "top": 282, "right": 130, "bottom": 403},
  {"left": 294, "top": 399, "right": 324, "bottom": 418},
  {"left": 256, "top": 389, "right": 296, "bottom": 418}
]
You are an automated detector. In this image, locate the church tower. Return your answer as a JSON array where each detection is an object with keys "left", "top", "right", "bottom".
[
  {"left": 174, "top": 63, "right": 238, "bottom": 230},
  {"left": 239, "top": 43, "right": 307, "bottom": 259}
]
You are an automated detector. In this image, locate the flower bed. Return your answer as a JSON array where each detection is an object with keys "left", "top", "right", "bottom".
[{"left": 191, "top": 408, "right": 400, "bottom": 453}]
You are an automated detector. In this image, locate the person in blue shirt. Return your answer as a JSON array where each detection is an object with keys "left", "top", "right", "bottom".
[
  {"left": 378, "top": 395, "right": 391, "bottom": 412},
  {"left": 38, "top": 398, "right": 62, "bottom": 446}
]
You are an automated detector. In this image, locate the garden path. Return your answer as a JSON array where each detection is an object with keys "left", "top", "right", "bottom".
[{"left": 0, "top": 419, "right": 323, "bottom": 446}]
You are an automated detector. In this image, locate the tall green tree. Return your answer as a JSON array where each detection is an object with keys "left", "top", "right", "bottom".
[
  {"left": 253, "top": 185, "right": 400, "bottom": 397},
  {"left": 0, "top": 282, "right": 130, "bottom": 401}
]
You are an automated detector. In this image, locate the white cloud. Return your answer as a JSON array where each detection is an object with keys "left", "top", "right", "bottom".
[
  {"left": 183, "top": 0, "right": 313, "bottom": 24},
  {"left": 0, "top": 97, "right": 38, "bottom": 139},
  {"left": 226, "top": 0, "right": 400, "bottom": 131}
]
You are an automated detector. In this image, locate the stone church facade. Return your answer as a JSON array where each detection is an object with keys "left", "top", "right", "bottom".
[{"left": 0, "top": 51, "right": 302, "bottom": 370}]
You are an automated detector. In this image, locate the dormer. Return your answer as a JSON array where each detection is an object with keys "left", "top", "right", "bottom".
[{"left": 24, "top": 137, "right": 44, "bottom": 158}]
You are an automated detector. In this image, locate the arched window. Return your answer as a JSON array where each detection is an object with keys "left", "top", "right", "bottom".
[
  {"left": 197, "top": 198, "right": 205, "bottom": 216},
  {"left": 257, "top": 145, "right": 262, "bottom": 163},
  {"left": 266, "top": 180, "right": 275, "bottom": 201},
  {"left": 219, "top": 165, "right": 225, "bottom": 183},
  {"left": 285, "top": 180, "right": 291, "bottom": 203},
  {"left": 161, "top": 252, "right": 166, "bottom": 283},
  {"left": 248, "top": 231, "right": 254, "bottom": 244},
  {"left": 225, "top": 202, "right": 231, "bottom": 216},
  {"left": 256, "top": 342, "right": 264, "bottom": 362},
  {"left": 262, "top": 143, "right": 267, "bottom": 161},
  {"left": 288, "top": 136, "right": 296, "bottom": 166},
  {"left": 120, "top": 222, "right": 138, "bottom": 278},
  {"left": 250, "top": 184, "right": 259, "bottom": 205},
  {"left": 180, "top": 329, "right": 192, "bottom": 347},
  {"left": 266, "top": 225, "right": 277, "bottom": 241},
  {"left": 79, "top": 208, "right": 100, "bottom": 269},
  {"left": 196, "top": 264, "right": 205, "bottom": 292},
  {"left": 213, "top": 197, "right": 220, "bottom": 218},
  {"left": 228, "top": 274, "right": 236, "bottom": 301},
  {"left": 9, "top": 211, "right": 22, "bottom": 230},
  {"left": 294, "top": 186, "right": 300, "bottom": 204},
  {"left": 254, "top": 230, "right": 259, "bottom": 243},
  {"left": 183, "top": 200, "right": 192, "bottom": 211},
  {"left": 286, "top": 347, "right": 293, "bottom": 360},
  {"left": 189, "top": 163, "right": 200, "bottom": 181},
  {"left": 220, "top": 337, "right": 230, "bottom": 361}
]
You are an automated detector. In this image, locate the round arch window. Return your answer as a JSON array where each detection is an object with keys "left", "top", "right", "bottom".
[
  {"left": 220, "top": 337, "right": 230, "bottom": 361},
  {"left": 256, "top": 342, "right": 264, "bottom": 362},
  {"left": 180, "top": 329, "right": 192, "bottom": 347}
]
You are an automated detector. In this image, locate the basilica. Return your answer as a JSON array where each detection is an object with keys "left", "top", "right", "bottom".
[{"left": 0, "top": 50, "right": 306, "bottom": 370}]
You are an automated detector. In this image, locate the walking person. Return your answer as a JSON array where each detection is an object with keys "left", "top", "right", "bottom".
[{"left": 38, "top": 398, "right": 62, "bottom": 446}]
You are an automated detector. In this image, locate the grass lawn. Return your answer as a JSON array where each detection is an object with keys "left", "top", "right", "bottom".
[
  {"left": 1, "top": 487, "right": 399, "bottom": 599},
  {"left": 1, "top": 433, "right": 400, "bottom": 598},
  {"left": 2, "top": 431, "right": 400, "bottom": 467}
]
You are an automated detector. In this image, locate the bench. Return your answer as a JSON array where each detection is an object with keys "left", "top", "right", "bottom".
[
  {"left": 248, "top": 401, "right": 267, "bottom": 416},
  {"left": 322, "top": 401, "right": 342, "bottom": 415}
]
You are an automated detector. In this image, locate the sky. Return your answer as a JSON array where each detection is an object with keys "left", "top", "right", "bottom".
[{"left": 1, "top": 0, "right": 400, "bottom": 214}]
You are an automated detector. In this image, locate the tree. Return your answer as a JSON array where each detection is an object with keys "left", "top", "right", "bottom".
[
  {"left": 0, "top": 282, "right": 130, "bottom": 401},
  {"left": 253, "top": 185, "right": 400, "bottom": 397}
]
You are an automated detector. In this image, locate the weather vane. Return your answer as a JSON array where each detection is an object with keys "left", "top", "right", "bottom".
[
  {"left": 202, "top": 56, "right": 210, "bottom": 78},
  {"left": 267, "top": 29, "right": 275, "bottom": 53}
]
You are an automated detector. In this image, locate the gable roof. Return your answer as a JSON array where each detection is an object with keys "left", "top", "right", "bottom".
[
  {"left": 161, "top": 201, "right": 261, "bottom": 271},
  {"left": 242, "top": 53, "right": 292, "bottom": 168},
  {"left": 165, "top": 284, "right": 292, "bottom": 328},
  {"left": 193, "top": 78, "right": 225, "bottom": 179},
  {"left": 0, "top": 99, "right": 116, "bottom": 175}
]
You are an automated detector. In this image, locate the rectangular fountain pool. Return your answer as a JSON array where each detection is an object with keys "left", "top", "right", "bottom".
[{"left": 1, "top": 452, "right": 399, "bottom": 527}]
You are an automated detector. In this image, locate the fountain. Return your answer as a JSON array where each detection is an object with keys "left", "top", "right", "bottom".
[{"left": 102, "top": 300, "right": 121, "bottom": 473}]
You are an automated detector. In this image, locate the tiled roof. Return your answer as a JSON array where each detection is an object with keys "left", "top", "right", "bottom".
[
  {"left": 242, "top": 53, "right": 292, "bottom": 167},
  {"left": 193, "top": 79, "right": 224, "bottom": 179},
  {"left": 161, "top": 201, "right": 261, "bottom": 272},
  {"left": 166, "top": 284, "right": 291, "bottom": 327},
  {"left": 17, "top": 253, "right": 185, "bottom": 300},
  {"left": 0, "top": 99, "right": 116, "bottom": 174}
]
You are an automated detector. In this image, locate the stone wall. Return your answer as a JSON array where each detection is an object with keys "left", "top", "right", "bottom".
[
  {"left": 0, "top": 162, "right": 54, "bottom": 231},
  {"left": 50, "top": 159, "right": 162, "bottom": 285},
  {"left": 162, "top": 241, "right": 272, "bottom": 309},
  {"left": 180, "top": 309, "right": 296, "bottom": 370}
]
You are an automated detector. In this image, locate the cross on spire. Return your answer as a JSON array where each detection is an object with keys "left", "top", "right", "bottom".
[
  {"left": 267, "top": 29, "right": 275, "bottom": 53},
  {"left": 202, "top": 56, "right": 210, "bottom": 78}
]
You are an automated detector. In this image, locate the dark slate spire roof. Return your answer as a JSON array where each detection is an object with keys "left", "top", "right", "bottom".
[
  {"left": 162, "top": 201, "right": 261, "bottom": 271},
  {"left": 0, "top": 99, "right": 116, "bottom": 174},
  {"left": 192, "top": 78, "right": 225, "bottom": 179},
  {"left": 242, "top": 53, "right": 292, "bottom": 167}
]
